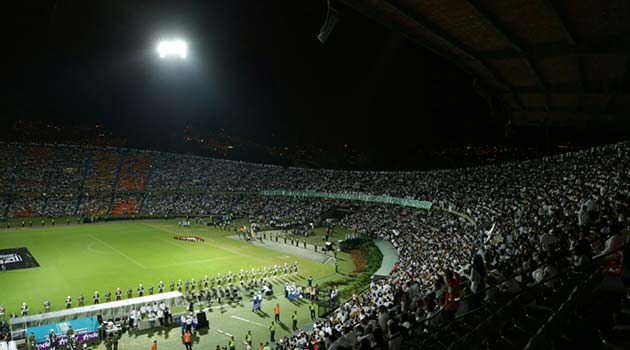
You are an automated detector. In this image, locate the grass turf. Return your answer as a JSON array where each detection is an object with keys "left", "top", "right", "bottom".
[{"left": 0, "top": 220, "right": 343, "bottom": 314}]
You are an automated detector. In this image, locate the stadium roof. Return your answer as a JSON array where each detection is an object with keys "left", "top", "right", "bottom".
[{"left": 338, "top": 0, "right": 630, "bottom": 128}]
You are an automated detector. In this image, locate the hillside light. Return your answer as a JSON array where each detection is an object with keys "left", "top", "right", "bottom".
[{"left": 156, "top": 39, "right": 188, "bottom": 59}]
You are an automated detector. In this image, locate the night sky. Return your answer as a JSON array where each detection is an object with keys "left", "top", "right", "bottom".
[{"left": 4, "top": 1, "right": 500, "bottom": 156}]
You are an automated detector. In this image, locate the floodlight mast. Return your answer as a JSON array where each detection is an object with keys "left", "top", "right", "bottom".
[{"left": 156, "top": 39, "right": 188, "bottom": 59}]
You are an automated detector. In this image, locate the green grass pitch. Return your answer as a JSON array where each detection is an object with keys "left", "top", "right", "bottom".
[{"left": 0, "top": 220, "right": 353, "bottom": 348}]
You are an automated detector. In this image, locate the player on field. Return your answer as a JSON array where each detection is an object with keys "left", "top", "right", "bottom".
[{"left": 65, "top": 296, "right": 72, "bottom": 309}]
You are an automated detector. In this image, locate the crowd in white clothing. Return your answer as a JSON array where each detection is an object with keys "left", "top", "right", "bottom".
[{"left": 1, "top": 141, "right": 629, "bottom": 349}]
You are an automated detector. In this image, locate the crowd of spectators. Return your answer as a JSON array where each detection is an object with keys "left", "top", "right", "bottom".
[
  {"left": 1, "top": 141, "right": 629, "bottom": 348},
  {"left": 83, "top": 150, "right": 120, "bottom": 192},
  {"left": 146, "top": 153, "right": 182, "bottom": 191},
  {"left": 43, "top": 193, "right": 79, "bottom": 217},
  {"left": 48, "top": 146, "right": 88, "bottom": 193},
  {"left": 116, "top": 152, "right": 151, "bottom": 191},
  {"left": 272, "top": 144, "right": 630, "bottom": 349},
  {"left": 111, "top": 194, "right": 143, "bottom": 216},
  {"left": 0, "top": 144, "right": 18, "bottom": 193},
  {"left": 6, "top": 194, "right": 46, "bottom": 218},
  {"left": 76, "top": 193, "right": 110, "bottom": 217},
  {"left": 13, "top": 146, "right": 53, "bottom": 192}
]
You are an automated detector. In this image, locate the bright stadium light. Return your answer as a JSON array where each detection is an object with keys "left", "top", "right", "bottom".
[{"left": 156, "top": 39, "right": 188, "bottom": 59}]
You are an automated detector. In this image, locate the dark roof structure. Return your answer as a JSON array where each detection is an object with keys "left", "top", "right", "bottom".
[{"left": 338, "top": 0, "right": 630, "bottom": 128}]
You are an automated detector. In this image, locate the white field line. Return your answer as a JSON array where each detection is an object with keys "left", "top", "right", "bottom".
[
  {"left": 88, "top": 234, "right": 147, "bottom": 269},
  {"left": 86, "top": 242, "right": 115, "bottom": 255},
  {"left": 215, "top": 328, "right": 233, "bottom": 337},
  {"left": 230, "top": 315, "right": 266, "bottom": 327}
]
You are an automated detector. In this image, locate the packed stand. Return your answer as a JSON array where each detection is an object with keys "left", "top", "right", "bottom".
[
  {"left": 13, "top": 145, "right": 53, "bottom": 192},
  {"left": 110, "top": 194, "right": 143, "bottom": 216},
  {"left": 83, "top": 150, "right": 120, "bottom": 192},
  {"left": 7, "top": 194, "right": 46, "bottom": 217},
  {"left": 145, "top": 153, "right": 182, "bottom": 191},
  {"left": 47, "top": 145, "right": 88, "bottom": 193},
  {"left": 77, "top": 194, "right": 111, "bottom": 217},
  {"left": 43, "top": 193, "right": 78, "bottom": 217},
  {"left": 0, "top": 141, "right": 629, "bottom": 348},
  {"left": 116, "top": 152, "right": 152, "bottom": 191},
  {"left": 0, "top": 143, "right": 19, "bottom": 193}
]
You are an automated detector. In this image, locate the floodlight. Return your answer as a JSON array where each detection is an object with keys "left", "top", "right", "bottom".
[{"left": 156, "top": 39, "right": 188, "bottom": 59}]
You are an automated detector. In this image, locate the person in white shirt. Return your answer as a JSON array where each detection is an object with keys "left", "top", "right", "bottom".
[
  {"left": 577, "top": 205, "right": 590, "bottom": 226},
  {"left": 540, "top": 229, "right": 559, "bottom": 251},
  {"left": 469, "top": 254, "right": 486, "bottom": 293},
  {"left": 593, "top": 228, "right": 627, "bottom": 260},
  {"left": 157, "top": 307, "right": 164, "bottom": 327},
  {"left": 185, "top": 313, "right": 193, "bottom": 333}
]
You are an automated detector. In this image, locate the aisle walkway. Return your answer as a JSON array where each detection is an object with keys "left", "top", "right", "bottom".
[{"left": 372, "top": 240, "right": 399, "bottom": 279}]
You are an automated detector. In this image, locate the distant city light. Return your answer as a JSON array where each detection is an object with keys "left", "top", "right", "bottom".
[{"left": 156, "top": 39, "right": 188, "bottom": 59}]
